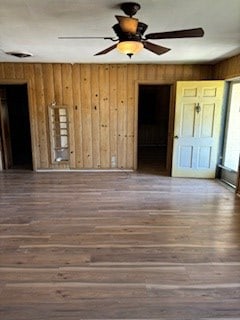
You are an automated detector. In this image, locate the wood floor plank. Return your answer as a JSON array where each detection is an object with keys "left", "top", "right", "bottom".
[{"left": 0, "top": 171, "right": 240, "bottom": 319}]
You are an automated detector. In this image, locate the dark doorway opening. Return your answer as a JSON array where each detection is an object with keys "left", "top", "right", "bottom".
[
  {"left": 0, "top": 84, "right": 33, "bottom": 170},
  {"left": 137, "top": 84, "right": 171, "bottom": 174}
]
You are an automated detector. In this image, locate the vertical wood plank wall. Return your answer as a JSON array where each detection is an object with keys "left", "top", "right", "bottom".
[
  {"left": 0, "top": 62, "right": 215, "bottom": 170},
  {"left": 214, "top": 54, "right": 240, "bottom": 80}
]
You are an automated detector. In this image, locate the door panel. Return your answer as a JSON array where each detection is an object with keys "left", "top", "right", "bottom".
[
  {"left": 198, "top": 146, "right": 211, "bottom": 168},
  {"left": 181, "top": 103, "right": 196, "bottom": 137},
  {"left": 179, "top": 146, "right": 193, "bottom": 168},
  {"left": 172, "top": 81, "right": 225, "bottom": 178},
  {"left": 200, "top": 103, "right": 215, "bottom": 137}
]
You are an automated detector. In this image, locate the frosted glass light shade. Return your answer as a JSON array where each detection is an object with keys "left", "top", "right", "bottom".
[{"left": 117, "top": 41, "right": 143, "bottom": 55}]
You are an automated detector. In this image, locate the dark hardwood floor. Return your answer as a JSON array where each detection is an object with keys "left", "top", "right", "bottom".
[{"left": 0, "top": 171, "right": 240, "bottom": 319}]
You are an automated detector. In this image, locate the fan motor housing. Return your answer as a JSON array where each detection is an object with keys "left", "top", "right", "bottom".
[{"left": 112, "top": 21, "right": 148, "bottom": 41}]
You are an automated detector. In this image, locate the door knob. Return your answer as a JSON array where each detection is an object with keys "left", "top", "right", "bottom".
[
  {"left": 195, "top": 103, "right": 201, "bottom": 113},
  {"left": 174, "top": 135, "right": 179, "bottom": 139}
]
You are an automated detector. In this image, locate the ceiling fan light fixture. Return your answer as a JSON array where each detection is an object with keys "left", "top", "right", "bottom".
[
  {"left": 59, "top": 2, "right": 205, "bottom": 58},
  {"left": 117, "top": 40, "right": 143, "bottom": 57},
  {"left": 115, "top": 15, "right": 138, "bottom": 33}
]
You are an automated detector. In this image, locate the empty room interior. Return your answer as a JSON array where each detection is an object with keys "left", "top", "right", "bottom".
[{"left": 0, "top": 0, "right": 240, "bottom": 319}]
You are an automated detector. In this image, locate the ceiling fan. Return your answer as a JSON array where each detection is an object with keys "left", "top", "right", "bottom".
[{"left": 58, "top": 2, "right": 204, "bottom": 58}]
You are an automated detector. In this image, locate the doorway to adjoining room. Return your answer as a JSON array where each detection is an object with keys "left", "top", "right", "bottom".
[
  {"left": 137, "top": 84, "right": 171, "bottom": 174},
  {"left": 0, "top": 84, "right": 33, "bottom": 170}
]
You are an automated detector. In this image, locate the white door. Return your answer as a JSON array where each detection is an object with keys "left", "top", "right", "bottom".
[{"left": 172, "top": 81, "right": 225, "bottom": 178}]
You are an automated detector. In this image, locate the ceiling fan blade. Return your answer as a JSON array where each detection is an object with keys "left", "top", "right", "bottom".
[
  {"left": 145, "top": 28, "right": 204, "bottom": 40},
  {"left": 94, "top": 44, "right": 117, "bottom": 56},
  {"left": 143, "top": 41, "right": 170, "bottom": 55},
  {"left": 58, "top": 36, "right": 115, "bottom": 40}
]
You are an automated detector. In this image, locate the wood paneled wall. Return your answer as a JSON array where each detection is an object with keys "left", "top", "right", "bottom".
[
  {"left": 214, "top": 54, "right": 240, "bottom": 80},
  {"left": 0, "top": 63, "right": 214, "bottom": 170}
]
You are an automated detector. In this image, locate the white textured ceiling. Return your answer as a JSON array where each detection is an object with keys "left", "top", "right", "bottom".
[{"left": 0, "top": 0, "right": 240, "bottom": 64}]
